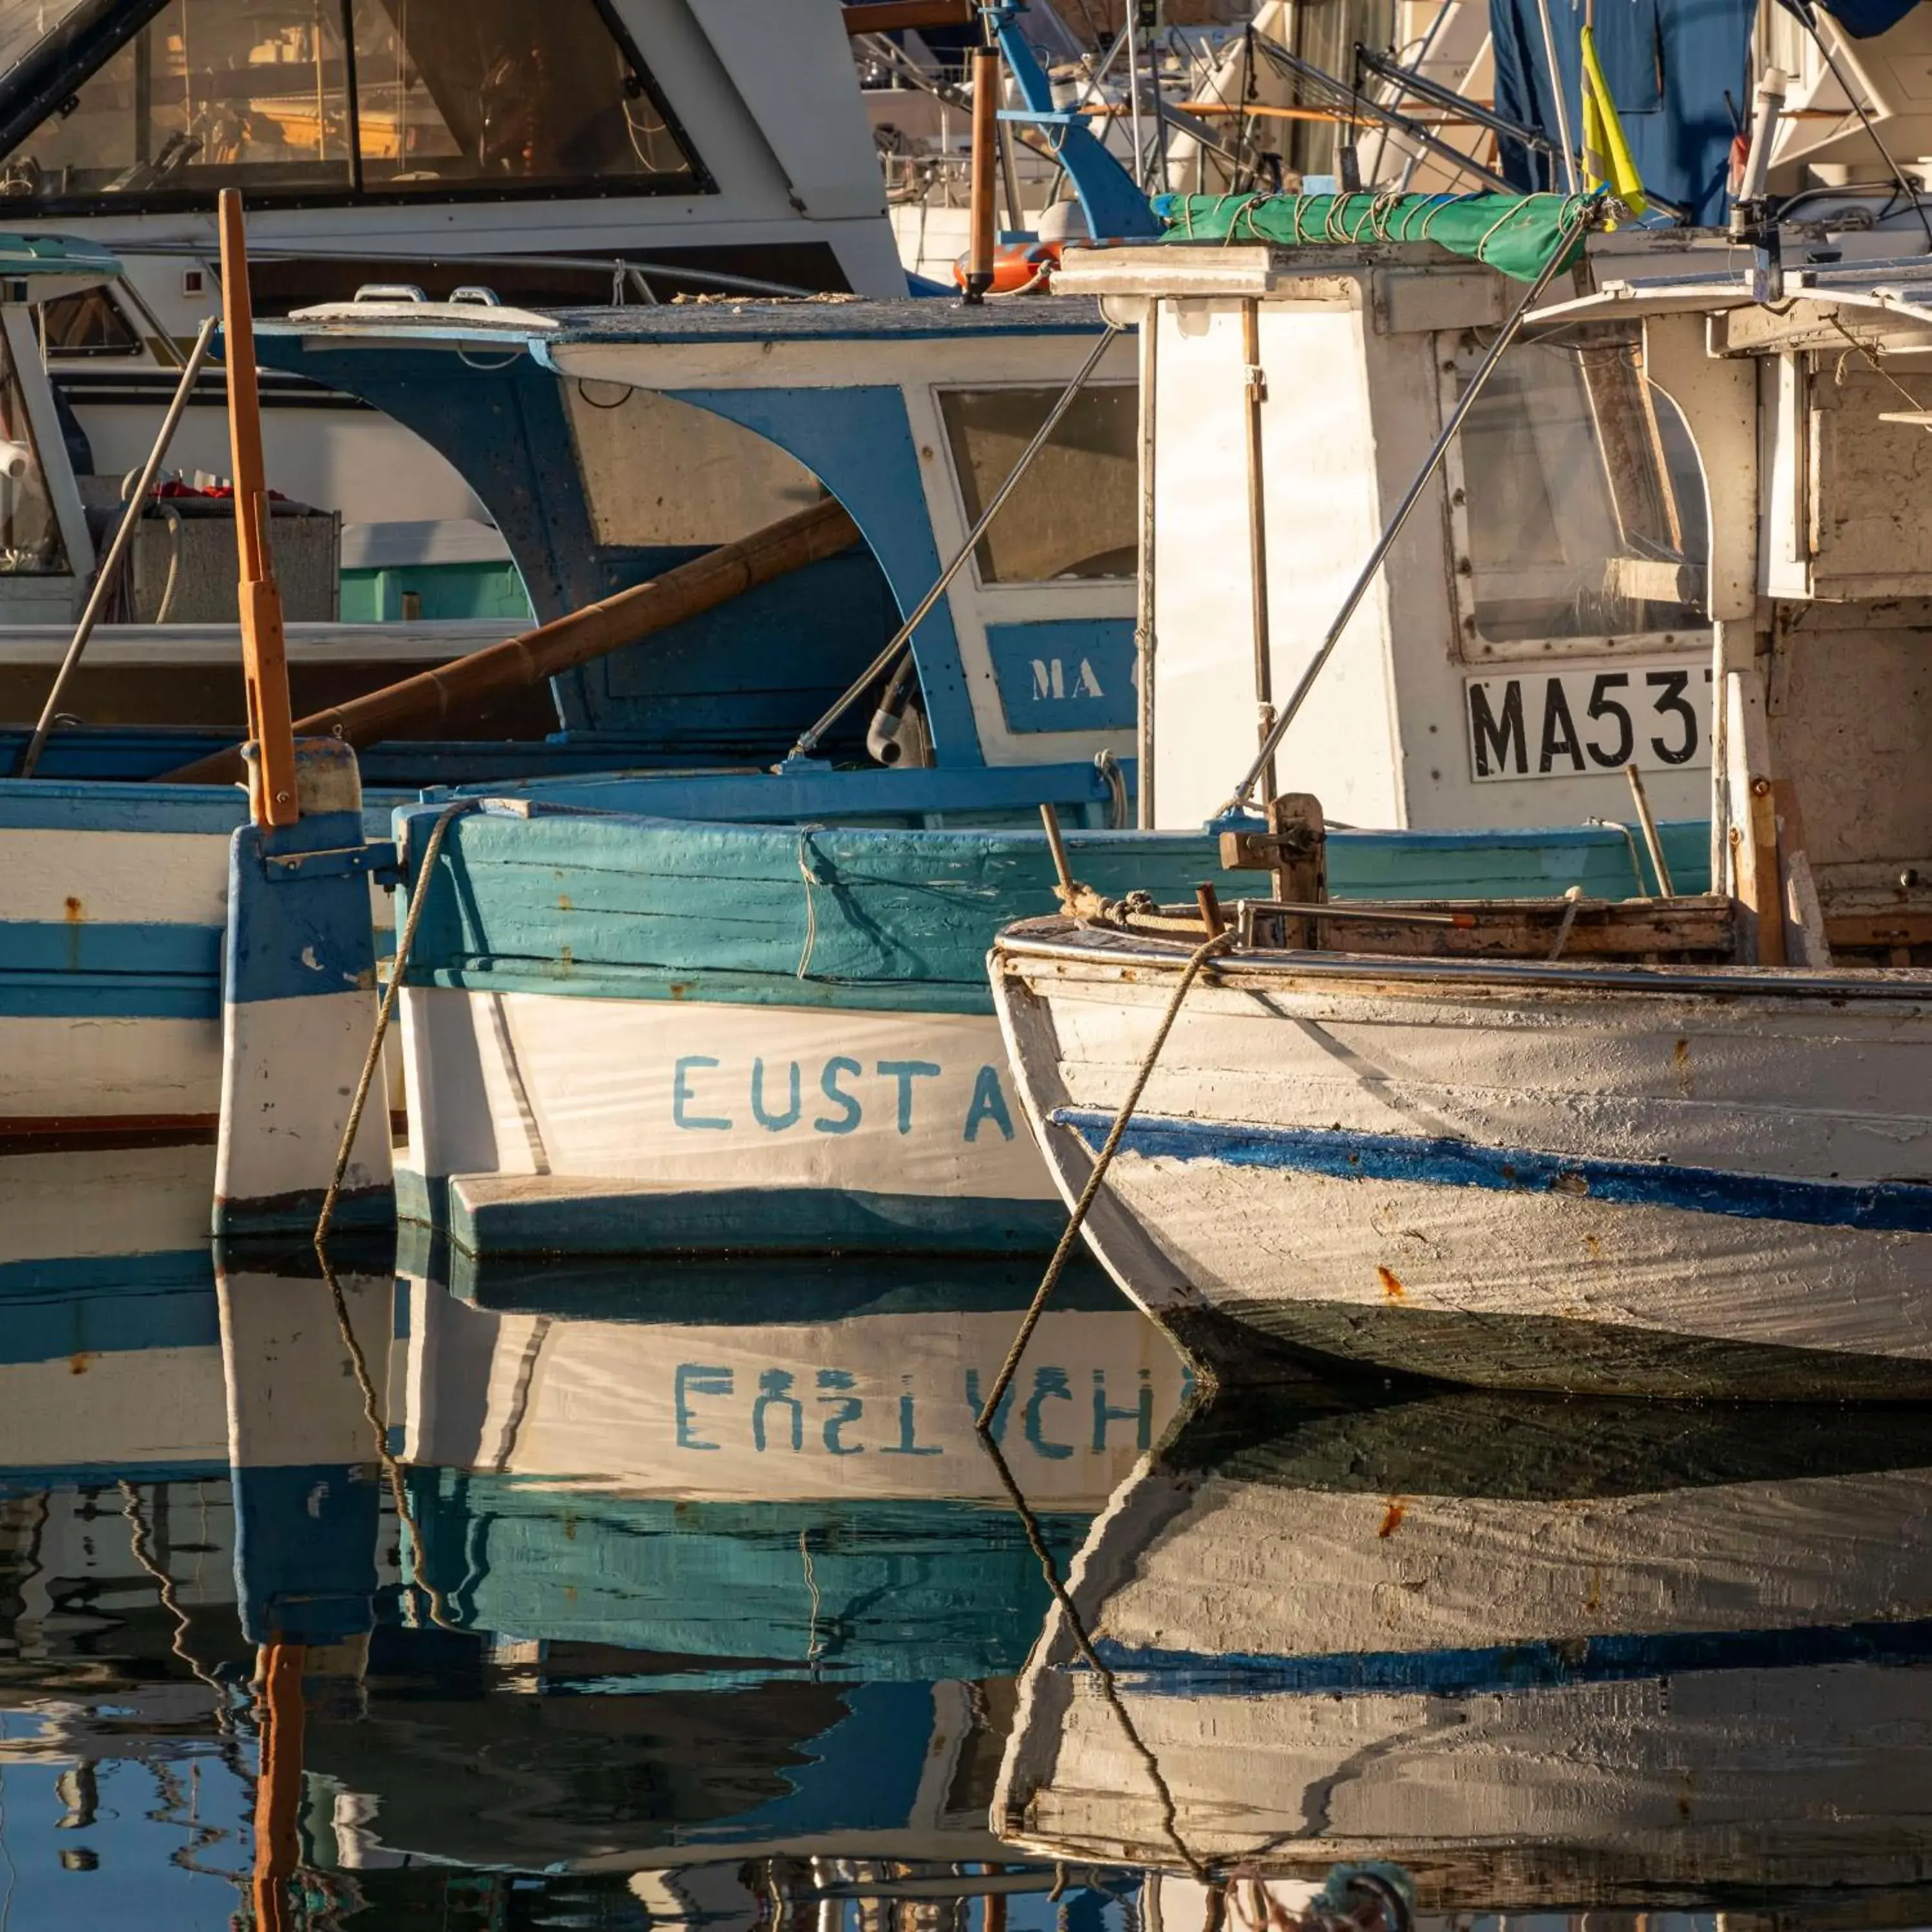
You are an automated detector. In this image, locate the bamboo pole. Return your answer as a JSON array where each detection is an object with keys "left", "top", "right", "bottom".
[
  {"left": 158, "top": 497, "right": 861, "bottom": 786},
  {"left": 218, "top": 189, "right": 299, "bottom": 828}
]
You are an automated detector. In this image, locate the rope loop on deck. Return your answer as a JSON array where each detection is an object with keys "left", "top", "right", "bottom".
[{"left": 974, "top": 926, "right": 1234, "bottom": 1430}]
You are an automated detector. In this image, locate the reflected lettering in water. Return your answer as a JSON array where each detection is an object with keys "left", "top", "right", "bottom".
[{"left": 7, "top": 1141, "right": 1932, "bottom": 1929}]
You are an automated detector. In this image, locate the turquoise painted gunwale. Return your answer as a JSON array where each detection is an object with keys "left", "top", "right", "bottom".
[{"left": 393, "top": 808, "right": 1710, "bottom": 1015}]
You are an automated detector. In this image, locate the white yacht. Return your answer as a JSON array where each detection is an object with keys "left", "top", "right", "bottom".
[{"left": 0, "top": 0, "right": 907, "bottom": 594}]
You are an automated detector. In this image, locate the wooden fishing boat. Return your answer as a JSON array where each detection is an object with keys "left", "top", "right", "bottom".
[
  {"left": 384, "top": 799, "right": 1697, "bottom": 1257},
  {"left": 234, "top": 250, "right": 1698, "bottom": 1256},
  {"left": 0, "top": 276, "right": 1179, "bottom": 1145},
  {"left": 995, "top": 1388, "right": 1932, "bottom": 1917},
  {"left": 993, "top": 245, "right": 1932, "bottom": 1397}
]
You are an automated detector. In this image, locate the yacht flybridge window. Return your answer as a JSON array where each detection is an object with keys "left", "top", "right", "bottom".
[
  {"left": 939, "top": 384, "right": 1136, "bottom": 583},
  {"left": 1448, "top": 333, "right": 1709, "bottom": 657},
  {"left": 0, "top": 0, "right": 703, "bottom": 214},
  {"left": 0, "top": 330, "right": 68, "bottom": 576}
]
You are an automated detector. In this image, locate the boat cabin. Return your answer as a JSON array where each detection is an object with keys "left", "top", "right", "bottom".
[
  {"left": 260, "top": 290, "right": 1143, "bottom": 772},
  {"left": 1055, "top": 230, "right": 1720, "bottom": 834},
  {"left": 0, "top": 0, "right": 907, "bottom": 582},
  {"left": 1533, "top": 253, "right": 1932, "bottom": 966}
]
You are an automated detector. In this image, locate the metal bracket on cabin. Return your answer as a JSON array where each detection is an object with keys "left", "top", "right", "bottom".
[{"left": 261, "top": 839, "right": 401, "bottom": 887}]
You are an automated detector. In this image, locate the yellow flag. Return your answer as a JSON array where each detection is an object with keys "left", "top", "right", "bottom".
[{"left": 1579, "top": 24, "right": 1648, "bottom": 217}]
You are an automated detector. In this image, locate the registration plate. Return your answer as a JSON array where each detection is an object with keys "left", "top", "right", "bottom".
[{"left": 1465, "top": 661, "right": 1712, "bottom": 782}]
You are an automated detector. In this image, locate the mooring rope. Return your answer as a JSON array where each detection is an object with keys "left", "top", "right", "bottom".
[
  {"left": 314, "top": 799, "right": 475, "bottom": 1245},
  {"left": 974, "top": 927, "right": 1233, "bottom": 1431},
  {"left": 317, "top": 1246, "right": 458, "bottom": 1631},
  {"left": 980, "top": 1430, "right": 1207, "bottom": 1879}
]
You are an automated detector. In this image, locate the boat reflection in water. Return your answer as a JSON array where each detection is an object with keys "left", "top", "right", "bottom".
[
  {"left": 996, "top": 1388, "right": 1932, "bottom": 1927},
  {"left": 0, "top": 1145, "right": 1186, "bottom": 1926}
]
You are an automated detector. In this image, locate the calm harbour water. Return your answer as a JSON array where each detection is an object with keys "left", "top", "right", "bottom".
[{"left": 6, "top": 1139, "right": 1932, "bottom": 1931}]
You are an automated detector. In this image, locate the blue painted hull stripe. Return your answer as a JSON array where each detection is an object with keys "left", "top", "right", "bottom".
[
  {"left": 0, "top": 922, "right": 219, "bottom": 978},
  {"left": 0, "top": 1256, "right": 216, "bottom": 1325},
  {"left": 0, "top": 976, "right": 219, "bottom": 1020},
  {"left": 0, "top": 1460, "right": 228, "bottom": 1492},
  {"left": 1052, "top": 1110, "right": 1932, "bottom": 1235},
  {"left": 1088, "top": 1616, "right": 1932, "bottom": 1698}
]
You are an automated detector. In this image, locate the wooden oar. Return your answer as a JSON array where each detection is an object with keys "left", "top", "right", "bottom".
[{"left": 158, "top": 495, "right": 861, "bottom": 786}]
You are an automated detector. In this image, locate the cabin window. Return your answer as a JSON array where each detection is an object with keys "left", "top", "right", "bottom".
[
  {"left": 349, "top": 0, "right": 696, "bottom": 193},
  {"left": 39, "top": 287, "right": 141, "bottom": 355},
  {"left": 0, "top": 330, "right": 70, "bottom": 576},
  {"left": 939, "top": 384, "right": 1137, "bottom": 583},
  {"left": 0, "top": 0, "right": 703, "bottom": 213},
  {"left": 1450, "top": 335, "right": 1709, "bottom": 654}
]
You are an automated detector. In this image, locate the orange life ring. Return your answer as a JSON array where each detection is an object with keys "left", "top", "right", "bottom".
[{"left": 952, "top": 238, "right": 1064, "bottom": 295}]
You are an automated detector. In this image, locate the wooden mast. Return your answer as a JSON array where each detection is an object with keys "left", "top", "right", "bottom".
[{"left": 218, "top": 188, "right": 299, "bottom": 828}]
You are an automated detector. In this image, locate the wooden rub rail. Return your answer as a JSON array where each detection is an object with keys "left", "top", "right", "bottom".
[
  {"left": 1121, "top": 895, "right": 1739, "bottom": 960},
  {"left": 158, "top": 497, "right": 862, "bottom": 786}
]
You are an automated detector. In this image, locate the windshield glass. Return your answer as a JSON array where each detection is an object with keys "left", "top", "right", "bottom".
[
  {"left": 0, "top": 0, "right": 700, "bottom": 210},
  {"left": 1455, "top": 335, "right": 1709, "bottom": 647},
  {"left": 0, "top": 320, "right": 68, "bottom": 574}
]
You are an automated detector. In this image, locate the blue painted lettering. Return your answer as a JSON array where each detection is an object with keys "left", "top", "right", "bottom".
[
  {"left": 964, "top": 1367, "right": 1014, "bottom": 1443},
  {"left": 1093, "top": 1367, "right": 1154, "bottom": 1452},
  {"left": 676, "top": 1364, "right": 732, "bottom": 1450},
  {"left": 1024, "top": 1366, "right": 1074, "bottom": 1459},
  {"left": 964, "top": 1065, "right": 1015, "bottom": 1142},
  {"left": 674, "top": 1056, "right": 732, "bottom": 1132},
  {"left": 751, "top": 1057, "right": 802, "bottom": 1132},
  {"left": 877, "top": 1059, "right": 940, "bottom": 1135},
  {"left": 817, "top": 1369, "right": 864, "bottom": 1455},
  {"left": 753, "top": 1368, "right": 804, "bottom": 1452},
  {"left": 880, "top": 1381, "right": 942, "bottom": 1457},
  {"left": 815, "top": 1056, "right": 863, "bottom": 1134}
]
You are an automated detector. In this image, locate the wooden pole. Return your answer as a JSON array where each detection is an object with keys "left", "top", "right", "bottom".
[
  {"left": 1241, "top": 299, "right": 1276, "bottom": 806},
  {"left": 250, "top": 1639, "right": 307, "bottom": 1932},
  {"left": 158, "top": 497, "right": 862, "bottom": 786},
  {"left": 965, "top": 42, "right": 999, "bottom": 303},
  {"left": 218, "top": 189, "right": 299, "bottom": 828}
]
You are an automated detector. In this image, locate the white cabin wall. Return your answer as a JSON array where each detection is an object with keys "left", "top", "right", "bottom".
[
  {"left": 687, "top": 0, "right": 891, "bottom": 224},
  {"left": 1255, "top": 299, "right": 1406, "bottom": 828},
  {"left": 1148, "top": 299, "right": 1261, "bottom": 828},
  {"left": 1150, "top": 298, "right": 1397, "bottom": 828}
]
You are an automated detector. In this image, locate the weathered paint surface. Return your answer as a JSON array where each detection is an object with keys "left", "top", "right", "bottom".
[
  {"left": 213, "top": 791, "right": 394, "bottom": 1236},
  {"left": 996, "top": 1394, "right": 1932, "bottom": 1908},
  {"left": 994, "top": 924, "right": 1932, "bottom": 1394},
  {"left": 401, "top": 1276, "right": 1186, "bottom": 1507}
]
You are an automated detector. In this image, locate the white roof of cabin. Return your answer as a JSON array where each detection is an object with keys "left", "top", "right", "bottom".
[{"left": 1528, "top": 254, "right": 1932, "bottom": 352}]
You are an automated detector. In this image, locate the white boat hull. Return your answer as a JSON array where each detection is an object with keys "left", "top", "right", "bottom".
[
  {"left": 993, "top": 926, "right": 1932, "bottom": 1396},
  {"left": 397, "top": 985, "right": 1061, "bottom": 1255}
]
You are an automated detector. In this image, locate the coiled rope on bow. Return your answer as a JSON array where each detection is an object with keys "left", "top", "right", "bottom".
[{"left": 975, "top": 927, "right": 1234, "bottom": 1430}]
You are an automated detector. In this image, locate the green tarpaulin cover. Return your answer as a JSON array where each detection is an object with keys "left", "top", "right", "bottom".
[{"left": 1151, "top": 191, "right": 1593, "bottom": 283}]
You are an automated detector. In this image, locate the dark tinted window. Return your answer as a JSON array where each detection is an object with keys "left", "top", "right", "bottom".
[
  {"left": 41, "top": 287, "right": 140, "bottom": 355},
  {"left": 0, "top": 0, "right": 701, "bottom": 211}
]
